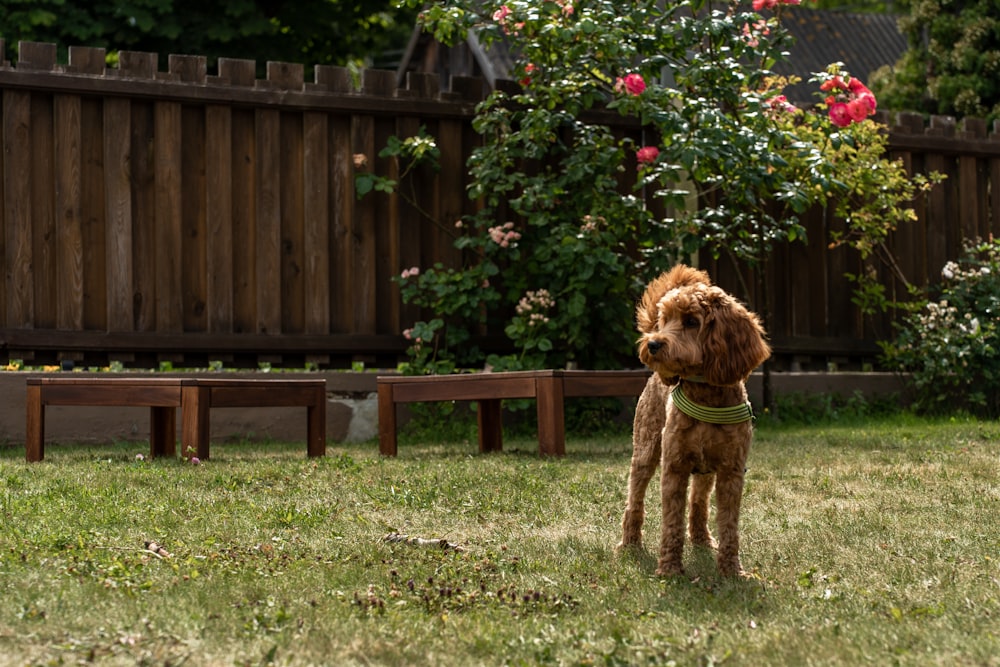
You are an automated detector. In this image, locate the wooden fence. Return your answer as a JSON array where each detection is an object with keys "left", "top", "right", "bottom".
[{"left": 0, "top": 40, "right": 997, "bottom": 370}]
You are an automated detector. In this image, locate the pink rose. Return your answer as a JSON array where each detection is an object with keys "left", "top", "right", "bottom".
[
  {"left": 857, "top": 90, "right": 877, "bottom": 114},
  {"left": 636, "top": 146, "right": 659, "bottom": 164},
  {"left": 828, "top": 102, "right": 852, "bottom": 128},
  {"left": 615, "top": 73, "right": 646, "bottom": 96},
  {"left": 846, "top": 98, "right": 870, "bottom": 122},
  {"left": 847, "top": 77, "right": 869, "bottom": 95}
]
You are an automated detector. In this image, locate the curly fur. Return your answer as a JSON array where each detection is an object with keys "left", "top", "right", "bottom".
[{"left": 618, "top": 265, "right": 771, "bottom": 576}]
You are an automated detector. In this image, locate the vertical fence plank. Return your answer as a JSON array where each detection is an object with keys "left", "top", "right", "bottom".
[
  {"left": 394, "top": 114, "right": 423, "bottom": 331},
  {"left": 131, "top": 102, "right": 157, "bottom": 331},
  {"left": 958, "top": 154, "right": 981, "bottom": 242},
  {"left": 303, "top": 111, "right": 330, "bottom": 336},
  {"left": 55, "top": 94, "right": 83, "bottom": 330},
  {"left": 803, "top": 208, "right": 828, "bottom": 339},
  {"left": 182, "top": 105, "right": 208, "bottom": 333},
  {"left": 924, "top": 149, "right": 949, "bottom": 279},
  {"left": 232, "top": 107, "right": 257, "bottom": 334},
  {"left": 206, "top": 104, "right": 234, "bottom": 333},
  {"left": 281, "top": 112, "right": 306, "bottom": 334},
  {"left": 4, "top": 90, "right": 34, "bottom": 328},
  {"left": 767, "top": 238, "right": 791, "bottom": 344},
  {"left": 155, "top": 101, "right": 183, "bottom": 332},
  {"left": 352, "top": 111, "right": 377, "bottom": 335},
  {"left": 255, "top": 108, "right": 282, "bottom": 334},
  {"left": 31, "top": 93, "right": 56, "bottom": 329},
  {"left": 436, "top": 118, "right": 464, "bottom": 272},
  {"left": 368, "top": 70, "right": 398, "bottom": 338},
  {"left": 80, "top": 98, "right": 107, "bottom": 330},
  {"left": 104, "top": 97, "right": 133, "bottom": 332},
  {"left": 218, "top": 58, "right": 257, "bottom": 338},
  {"left": 330, "top": 113, "right": 354, "bottom": 334}
]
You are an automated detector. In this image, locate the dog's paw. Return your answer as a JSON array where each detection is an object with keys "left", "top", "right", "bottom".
[
  {"left": 654, "top": 565, "right": 685, "bottom": 577},
  {"left": 717, "top": 559, "right": 745, "bottom": 578},
  {"left": 614, "top": 539, "right": 643, "bottom": 555},
  {"left": 689, "top": 533, "right": 717, "bottom": 550}
]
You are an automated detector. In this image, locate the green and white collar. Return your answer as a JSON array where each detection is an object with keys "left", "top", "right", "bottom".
[{"left": 671, "top": 382, "right": 754, "bottom": 425}]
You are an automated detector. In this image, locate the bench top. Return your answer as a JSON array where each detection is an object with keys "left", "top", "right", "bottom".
[
  {"left": 376, "top": 369, "right": 651, "bottom": 384},
  {"left": 377, "top": 369, "right": 653, "bottom": 402},
  {"left": 26, "top": 376, "right": 326, "bottom": 387}
]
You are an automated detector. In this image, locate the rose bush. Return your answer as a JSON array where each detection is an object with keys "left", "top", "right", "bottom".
[{"left": 390, "top": 0, "right": 937, "bottom": 377}]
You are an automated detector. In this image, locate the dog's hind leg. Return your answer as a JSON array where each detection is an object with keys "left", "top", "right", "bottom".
[
  {"left": 714, "top": 467, "right": 746, "bottom": 576},
  {"left": 688, "top": 473, "right": 716, "bottom": 548}
]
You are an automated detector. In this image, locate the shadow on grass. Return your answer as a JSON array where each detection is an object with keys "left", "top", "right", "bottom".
[{"left": 618, "top": 541, "right": 769, "bottom": 607}]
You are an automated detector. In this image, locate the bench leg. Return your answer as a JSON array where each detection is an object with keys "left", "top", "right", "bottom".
[
  {"left": 181, "top": 385, "right": 211, "bottom": 460},
  {"left": 307, "top": 387, "right": 326, "bottom": 457},
  {"left": 377, "top": 383, "right": 399, "bottom": 456},
  {"left": 26, "top": 385, "right": 44, "bottom": 462},
  {"left": 150, "top": 407, "right": 177, "bottom": 459},
  {"left": 536, "top": 375, "right": 566, "bottom": 457},
  {"left": 478, "top": 399, "right": 503, "bottom": 453}
]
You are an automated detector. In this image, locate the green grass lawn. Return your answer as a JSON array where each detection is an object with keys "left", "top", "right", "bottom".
[{"left": 0, "top": 415, "right": 997, "bottom": 666}]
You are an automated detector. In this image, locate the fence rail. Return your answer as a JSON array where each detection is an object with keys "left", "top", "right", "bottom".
[{"left": 0, "top": 40, "right": 996, "bottom": 370}]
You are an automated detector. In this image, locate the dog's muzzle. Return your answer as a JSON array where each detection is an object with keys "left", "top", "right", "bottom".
[{"left": 646, "top": 339, "right": 663, "bottom": 355}]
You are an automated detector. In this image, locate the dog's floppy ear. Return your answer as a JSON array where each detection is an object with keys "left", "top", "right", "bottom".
[
  {"left": 636, "top": 265, "right": 712, "bottom": 333},
  {"left": 701, "top": 289, "right": 771, "bottom": 386}
]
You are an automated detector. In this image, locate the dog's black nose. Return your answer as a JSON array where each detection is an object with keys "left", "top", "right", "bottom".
[{"left": 646, "top": 340, "right": 662, "bottom": 355}]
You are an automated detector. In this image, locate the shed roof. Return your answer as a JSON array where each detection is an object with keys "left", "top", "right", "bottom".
[
  {"left": 774, "top": 8, "right": 907, "bottom": 101},
  {"left": 396, "top": 7, "right": 908, "bottom": 102}
]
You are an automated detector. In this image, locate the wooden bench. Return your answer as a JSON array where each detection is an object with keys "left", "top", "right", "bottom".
[
  {"left": 25, "top": 377, "right": 327, "bottom": 462},
  {"left": 377, "top": 369, "right": 651, "bottom": 457}
]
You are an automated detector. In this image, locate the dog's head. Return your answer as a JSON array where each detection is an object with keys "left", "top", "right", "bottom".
[{"left": 636, "top": 265, "right": 771, "bottom": 385}]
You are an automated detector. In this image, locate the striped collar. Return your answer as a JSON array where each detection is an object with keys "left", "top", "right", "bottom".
[{"left": 671, "top": 383, "right": 755, "bottom": 425}]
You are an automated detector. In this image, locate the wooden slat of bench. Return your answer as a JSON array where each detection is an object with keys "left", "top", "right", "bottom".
[
  {"left": 386, "top": 376, "right": 540, "bottom": 403},
  {"left": 184, "top": 378, "right": 325, "bottom": 389},
  {"left": 38, "top": 384, "right": 183, "bottom": 406},
  {"left": 26, "top": 377, "right": 183, "bottom": 387},
  {"left": 204, "top": 383, "right": 325, "bottom": 408},
  {"left": 559, "top": 370, "right": 650, "bottom": 397}
]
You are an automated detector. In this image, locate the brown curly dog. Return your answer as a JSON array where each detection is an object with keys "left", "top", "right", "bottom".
[{"left": 618, "top": 265, "right": 771, "bottom": 577}]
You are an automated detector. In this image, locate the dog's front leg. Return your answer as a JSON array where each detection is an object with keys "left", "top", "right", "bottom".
[
  {"left": 618, "top": 432, "right": 661, "bottom": 549},
  {"left": 619, "top": 385, "right": 665, "bottom": 550},
  {"left": 714, "top": 467, "right": 745, "bottom": 576},
  {"left": 655, "top": 465, "right": 689, "bottom": 576}
]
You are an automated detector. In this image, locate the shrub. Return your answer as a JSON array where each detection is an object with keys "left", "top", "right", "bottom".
[{"left": 881, "top": 238, "right": 1000, "bottom": 416}]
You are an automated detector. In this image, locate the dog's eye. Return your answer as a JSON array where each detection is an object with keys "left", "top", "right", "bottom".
[{"left": 682, "top": 315, "right": 700, "bottom": 329}]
